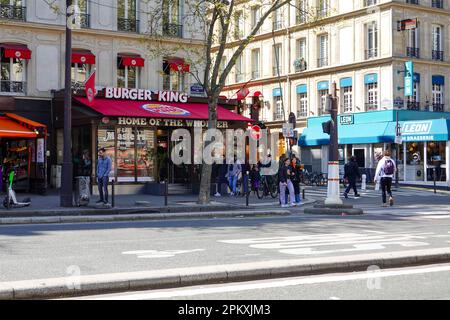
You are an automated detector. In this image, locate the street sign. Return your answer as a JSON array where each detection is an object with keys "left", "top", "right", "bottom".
[
  {"left": 190, "top": 84, "right": 205, "bottom": 96},
  {"left": 395, "top": 136, "right": 403, "bottom": 144},
  {"left": 250, "top": 125, "right": 262, "bottom": 140},
  {"left": 282, "top": 123, "right": 294, "bottom": 138},
  {"left": 404, "top": 61, "right": 414, "bottom": 97},
  {"left": 397, "top": 18, "right": 418, "bottom": 31}
]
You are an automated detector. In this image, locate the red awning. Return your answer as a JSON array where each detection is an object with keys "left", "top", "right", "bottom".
[
  {"left": 72, "top": 51, "right": 96, "bottom": 64},
  {"left": 168, "top": 58, "right": 190, "bottom": 73},
  {"left": 252, "top": 91, "right": 262, "bottom": 97},
  {"left": 0, "top": 116, "right": 39, "bottom": 138},
  {"left": 5, "top": 113, "right": 46, "bottom": 131},
  {"left": 0, "top": 44, "right": 31, "bottom": 60},
  {"left": 74, "top": 97, "right": 252, "bottom": 122},
  {"left": 119, "top": 55, "right": 145, "bottom": 67}
]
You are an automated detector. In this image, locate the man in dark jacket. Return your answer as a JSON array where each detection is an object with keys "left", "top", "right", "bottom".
[{"left": 343, "top": 156, "right": 361, "bottom": 199}]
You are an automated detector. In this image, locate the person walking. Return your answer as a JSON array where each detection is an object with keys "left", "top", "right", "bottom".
[
  {"left": 96, "top": 148, "right": 112, "bottom": 204},
  {"left": 227, "top": 156, "right": 241, "bottom": 196},
  {"left": 343, "top": 156, "right": 361, "bottom": 199},
  {"left": 374, "top": 150, "right": 396, "bottom": 207},
  {"left": 279, "top": 157, "right": 296, "bottom": 208},
  {"left": 290, "top": 156, "right": 302, "bottom": 205}
]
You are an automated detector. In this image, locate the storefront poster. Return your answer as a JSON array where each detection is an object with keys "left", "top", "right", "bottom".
[{"left": 37, "top": 138, "right": 45, "bottom": 163}]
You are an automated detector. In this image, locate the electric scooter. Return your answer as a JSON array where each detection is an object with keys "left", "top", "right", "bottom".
[{"left": 3, "top": 170, "right": 31, "bottom": 209}]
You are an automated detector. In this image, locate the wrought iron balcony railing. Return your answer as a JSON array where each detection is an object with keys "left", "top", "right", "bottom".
[
  {"left": 365, "top": 48, "right": 378, "bottom": 60},
  {"left": 297, "top": 109, "right": 308, "bottom": 118},
  {"left": 406, "top": 101, "right": 420, "bottom": 110},
  {"left": 251, "top": 71, "right": 260, "bottom": 79},
  {"left": 432, "top": 50, "right": 444, "bottom": 61},
  {"left": 432, "top": 0, "right": 444, "bottom": 8},
  {"left": 0, "top": 5, "right": 26, "bottom": 21},
  {"left": 0, "top": 80, "right": 26, "bottom": 94},
  {"left": 79, "top": 13, "right": 90, "bottom": 28},
  {"left": 365, "top": 103, "right": 378, "bottom": 111},
  {"left": 272, "top": 20, "right": 283, "bottom": 30},
  {"left": 432, "top": 103, "right": 444, "bottom": 112},
  {"left": 296, "top": 14, "right": 306, "bottom": 24},
  {"left": 235, "top": 73, "right": 245, "bottom": 83},
  {"left": 272, "top": 66, "right": 282, "bottom": 76},
  {"left": 407, "top": 47, "right": 420, "bottom": 58},
  {"left": 118, "top": 18, "right": 139, "bottom": 33},
  {"left": 163, "top": 23, "right": 183, "bottom": 37},
  {"left": 406, "top": 0, "right": 419, "bottom": 5},
  {"left": 316, "top": 8, "right": 329, "bottom": 19},
  {"left": 317, "top": 57, "right": 328, "bottom": 68},
  {"left": 273, "top": 112, "right": 284, "bottom": 121}
]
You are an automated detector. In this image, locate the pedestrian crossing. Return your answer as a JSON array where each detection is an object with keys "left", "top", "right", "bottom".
[{"left": 302, "top": 187, "right": 449, "bottom": 199}]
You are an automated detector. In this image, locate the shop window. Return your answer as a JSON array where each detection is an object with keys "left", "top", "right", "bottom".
[
  {"left": 406, "top": 142, "right": 425, "bottom": 182},
  {"left": 97, "top": 127, "right": 116, "bottom": 180},
  {"left": 0, "top": 48, "right": 26, "bottom": 94},
  {"left": 136, "top": 128, "right": 155, "bottom": 182},
  {"left": 427, "top": 141, "right": 446, "bottom": 181},
  {"left": 163, "top": 59, "right": 186, "bottom": 92}
]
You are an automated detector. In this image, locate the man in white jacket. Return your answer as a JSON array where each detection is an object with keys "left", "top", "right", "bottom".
[{"left": 374, "top": 150, "right": 396, "bottom": 207}]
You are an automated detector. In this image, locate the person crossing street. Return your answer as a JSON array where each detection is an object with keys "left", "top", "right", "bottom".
[
  {"left": 374, "top": 150, "right": 396, "bottom": 207},
  {"left": 343, "top": 156, "right": 361, "bottom": 199}
]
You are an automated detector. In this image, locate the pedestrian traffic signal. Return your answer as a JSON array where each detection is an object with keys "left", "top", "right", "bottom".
[{"left": 322, "top": 120, "right": 333, "bottom": 135}]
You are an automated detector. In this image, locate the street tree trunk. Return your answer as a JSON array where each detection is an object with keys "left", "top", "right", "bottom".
[{"left": 198, "top": 97, "right": 218, "bottom": 204}]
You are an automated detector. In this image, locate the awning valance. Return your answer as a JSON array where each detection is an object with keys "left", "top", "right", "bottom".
[
  {"left": 0, "top": 44, "right": 31, "bottom": 60},
  {"left": 119, "top": 55, "right": 145, "bottom": 67},
  {"left": 73, "top": 97, "right": 252, "bottom": 122},
  {"left": 0, "top": 116, "right": 41, "bottom": 138},
  {"left": 72, "top": 51, "right": 96, "bottom": 65},
  {"left": 168, "top": 58, "right": 190, "bottom": 73}
]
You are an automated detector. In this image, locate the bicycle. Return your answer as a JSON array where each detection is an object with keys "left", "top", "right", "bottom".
[{"left": 256, "top": 174, "right": 278, "bottom": 199}]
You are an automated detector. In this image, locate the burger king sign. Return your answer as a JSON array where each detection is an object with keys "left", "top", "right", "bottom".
[{"left": 141, "top": 104, "right": 191, "bottom": 116}]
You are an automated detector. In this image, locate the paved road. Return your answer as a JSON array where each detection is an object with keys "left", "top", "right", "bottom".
[
  {"left": 0, "top": 188, "right": 449, "bottom": 282},
  {"left": 79, "top": 263, "right": 450, "bottom": 300}
]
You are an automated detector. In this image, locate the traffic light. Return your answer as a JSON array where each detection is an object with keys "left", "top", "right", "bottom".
[
  {"left": 288, "top": 112, "right": 296, "bottom": 129},
  {"left": 322, "top": 120, "right": 333, "bottom": 135}
]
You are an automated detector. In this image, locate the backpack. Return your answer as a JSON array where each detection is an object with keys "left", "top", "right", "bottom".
[{"left": 383, "top": 159, "right": 395, "bottom": 175}]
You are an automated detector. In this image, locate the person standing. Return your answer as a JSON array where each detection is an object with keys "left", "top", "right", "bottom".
[
  {"left": 278, "top": 157, "right": 296, "bottom": 208},
  {"left": 343, "top": 156, "right": 361, "bottom": 199},
  {"left": 96, "top": 148, "right": 112, "bottom": 204},
  {"left": 290, "top": 156, "right": 302, "bottom": 205},
  {"left": 227, "top": 156, "right": 241, "bottom": 196},
  {"left": 374, "top": 150, "right": 396, "bottom": 207}
]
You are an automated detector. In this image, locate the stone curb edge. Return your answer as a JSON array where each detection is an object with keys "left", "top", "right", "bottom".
[{"left": 1, "top": 248, "right": 450, "bottom": 299}]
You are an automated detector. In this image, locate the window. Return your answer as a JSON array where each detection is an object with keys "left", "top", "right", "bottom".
[
  {"left": 432, "top": 25, "right": 443, "bottom": 61},
  {"left": 365, "top": 22, "right": 378, "bottom": 59},
  {"left": 318, "top": 34, "right": 328, "bottom": 67},
  {"left": 432, "top": 0, "right": 444, "bottom": 9},
  {"left": 0, "top": 47, "right": 26, "bottom": 94},
  {"left": 317, "top": 0, "right": 328, "bottom": 18},
  {"left": 365, "top": 0, "right": 377, "bottom": 6},
  {"left": 118, "top": 0, "right": 138, "bottom": 32},
  {"left": 71, "top": 63, "right": 90, "bottom": 87},
  {"left": 235, "top": 54, "right": 244, "bottom": 83},
  {"left": 272, "top": 7, "right": 283, "bottom": 30},
  {"left": 406, "top": 78, "right": 420, "bottom": 110},
  {"left": 162, "top": 0, "right": 182, "bottom": 37},
  {"left": 117, "top": 56, "right": 139, "bottom": 88},
  {"left": 163, "top": 59, "right": 186, "bottom": 91},
  {"left": 407, "top": 27, "right": 419, "bottom": 58},
  {"left": 342, "top": 86, "right": 353, "bottom": 113},
  {"left": 251, "top": 49, "right": 260, "bottom": 79},
  {"left": 406, "top": 0, "right": 419, "bottom": 4},
  {"left": 296, "top": 0, "right": 307, "bottom": 24},
  {"left": 365, "top": 80, "right": 378, "bottom": 111},
  {"left": 250, "top": 6, "right": 261, "bottom": 33},
  {"left": 318, "top": 89, "right": 328, "bottom": 115},
  {"left": 432, "top": 77, "right": 444, "bottom": 112},
  {"left": 274, "top": 96, "right": 284, "bottom": 120},
  {"left": 0, "top": 0, "right": 25, "bottom": 20},
  {"left": 73, "top": 0, "right": 89, "bottom": 28},
  {"left": 295, "top": 38, "right": 307, "bottom": 72},
  {"left": 297, "top": 92, "right": 308, "bottom": 118},
  {"left": 234, "top": 10, "right": 244, "bottom": 40},
  {"left": 273, "top": 44, "right": 282, "bottom": 75}
]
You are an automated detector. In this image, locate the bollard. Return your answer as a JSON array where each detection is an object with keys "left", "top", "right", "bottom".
[
  {"left": 111, "top": 179, "right": 115, "bottom": 208},
  {"left": 433, "top": 168, "right": 437, "bottom": 194},
  {"left": 246, "top": 190, "right": 249, "bottom": 207},
  {"left": 302, "top": 188, "right": 306, "bottom": 200},
  {"left": 361, "top": 174, "right": 367, "bottom": 191},
  {"left": 164, "top": 179, "right": 168, "bottom": 206}
]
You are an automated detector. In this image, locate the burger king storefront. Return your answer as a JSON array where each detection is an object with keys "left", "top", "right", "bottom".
[{"left": 53, "top": 88, "right": 251, "bottom": 194}]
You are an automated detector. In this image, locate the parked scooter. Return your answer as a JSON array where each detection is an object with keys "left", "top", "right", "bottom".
[{"left": 3, "top": 170, "right": 31, "bottom": 209}]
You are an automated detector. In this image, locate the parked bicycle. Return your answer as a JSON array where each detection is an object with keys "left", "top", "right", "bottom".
[{"left": 256, "top": 174, "right": 278, "bottom": 199}]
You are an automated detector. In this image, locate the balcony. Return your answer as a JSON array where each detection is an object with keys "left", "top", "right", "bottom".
[
  {"left": 407, "top": 47, "right": 420, "bottom": 58},
  {"left": 432, "top": 103, "right": 444, "bottom": 112},
  {"left": 364, "top": 0, "right": 377, "bottom": 6},
  {"left": 251, "top": 71, "right": 260, "bottom": 79},
  {"left": 0, "top": 4, "right": 26, "bottom": 21},
  {"left": 118, "top": 18, "right": 139, "bottom": 33},
  {"left": 365, "top": 103, "right": 378, "bottom": 111},
  {"left": 0, "top": 80, "right": 26, "bottom": 94},
  {"left": 316, "top": 8, "right": 329, "bottom": 19},
  {"left": 432, "top": 50, "right": 444, "bottom": 61},
  {"left": 296, "top": 13, "right": 306, "bottom": 24},
  {"left": 341, "top": 106, "right": 353, "bottom": 114},
  {"left": 273, "top": 112, "right": 284, "bottom": 121},
  {"left": 294, "top": 58, "right": 307, "bottom": 72},
  {"left": 297, "top": 110, "right": 308, "bottom": 118},
  {"left": 365, "top": 48, "right": 378, "bottom": 60},
  {"left": 406, "top": 0, "right": 419, "bottom": 4},
  {"left": 317, "top": 57, "right": 328, "bottom": 68},
  {"left": 235, "top": 73, "right": 245, "bottom": 83},
  {"left": 406, "top": 101, "right": 420, "bottom": 110},
  {"left": 272, "top": 66, "right": 282, "bottom": 76},
  {"left": 272, "top": 20, "right": 283, "bottom": 30},
  {"left": 79, "top": 13, "right": 90, "bottom": 28},
  {"left": 163, "top": 23, "right": 183, "bottom": 37},
  {"left": 432, "top": 0, "right": 444, "bottom": 8}
]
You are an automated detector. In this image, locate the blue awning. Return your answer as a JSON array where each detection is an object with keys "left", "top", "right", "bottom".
[
  {"left": 364, "top": 73, "right": 378, "bottom": 84},
  {"left": 317, "top": 81, "right": 329, "bottom": 91},
  {"left": 296, "top": 84, "right": 307, "bottom": 94},
  {"left": 385, "top": 119, "right": 450, "bottom": 142},
  {"left": 273, "top": 88, "right": 282, "bottom": 97},
  {"left": 340, "top": 77, "right": 352, "bottom": 88},
  {"left": 432, "top": 75, "right": 445, "bottom": 85}
]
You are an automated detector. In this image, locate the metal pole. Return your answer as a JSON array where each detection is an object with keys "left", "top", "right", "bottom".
[
  {"left": 60, "top": 0, "right": 73, "bottom": 207},
  {"left": 395, "top": 111, "right": 400, "bottom": 189},
  {"left": 165, "top": 179, "right": 168, "bottom": 206},
  {"left": 302, "top": 188, "right": 305, "bottom": 200},
  {"left": 111, "top": 179, "right": 115, "bottom": 208},
  {"left": 434, "top": 167, "right": 437, "bottom": 194}
]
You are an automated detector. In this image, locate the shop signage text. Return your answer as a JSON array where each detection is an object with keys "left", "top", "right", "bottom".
[
  {"left": 339, "top": 115, "right": 354, "bottom": 125},
  {"left": 105, "top": 87, "right": 189, "bottom": 103},
  {"left": 402, "top": 121, "right": 432, "bottom": 135},
  {"left": 117, "top": 117, "right": 229, "bottom": 129}
]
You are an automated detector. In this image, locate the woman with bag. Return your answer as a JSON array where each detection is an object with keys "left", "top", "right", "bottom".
[{"left": 290, "top": 156, "right": 302, "bottom": 205}]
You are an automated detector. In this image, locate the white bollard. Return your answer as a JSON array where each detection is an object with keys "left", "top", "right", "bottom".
[{"left": 362, "top": 174, "right": 367, "bottom": 191}]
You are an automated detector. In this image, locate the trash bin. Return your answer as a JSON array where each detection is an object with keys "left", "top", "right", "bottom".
[{"left": 74, "top": 176, "right": 90, "bottom": 206}]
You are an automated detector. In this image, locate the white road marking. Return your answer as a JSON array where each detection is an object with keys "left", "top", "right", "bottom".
[
  {"left": 122, "top": 249, "right": 205, "bottom": 258},
  {"left": 90, "top": 264, "right": 450, "bottom": 300}
]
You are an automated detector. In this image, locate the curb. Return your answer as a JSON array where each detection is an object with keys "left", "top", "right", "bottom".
[
  {"left": 1, "top": 248, "right": 450, "bottom": 299},
  {"left": 0, "top": 209, "right": 291, "bottom": 225}
]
